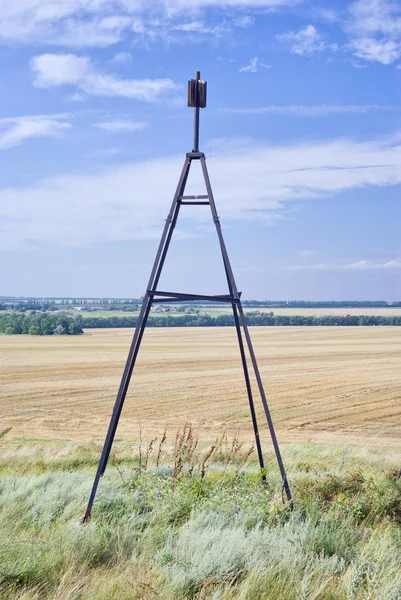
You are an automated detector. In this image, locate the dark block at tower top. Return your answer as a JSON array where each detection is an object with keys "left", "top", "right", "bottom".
[
  {"left": 188, "top": 71, "right": 207, "bottom": 108},
  {"left": 188, "top": 71, "right": 207, "bottom": 153}
]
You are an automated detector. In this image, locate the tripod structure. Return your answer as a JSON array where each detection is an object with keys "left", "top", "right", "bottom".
[{"left": 83, "top": 72, "right": 292, "bottom": 522}]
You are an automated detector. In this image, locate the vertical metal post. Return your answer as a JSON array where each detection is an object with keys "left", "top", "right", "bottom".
[
  {"left": 193, "top": 71, "right": 200, "bottom": 152},
  {"left": 221, "top": 258, "right": 265, "bottom": 477},
  {"left": 231, "top": 302, "right": 266, "bottom": 478},
  {"left": 236, "top": 302, "right": 293, "bottom": 506}
]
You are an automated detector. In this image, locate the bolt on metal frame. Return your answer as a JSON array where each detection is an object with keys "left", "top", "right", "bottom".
[{"left": 83, "top": 71, "right": 292, "bottom": 522}]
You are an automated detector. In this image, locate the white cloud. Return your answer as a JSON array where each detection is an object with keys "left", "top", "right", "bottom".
[
  {"left": 299, "top": 249, "right": 316, "bottom": 257},
  {"left": 0, "top": 5, "right": 135, "bottom": 47},
  {"left": 347, "top": 0, "right": 401, "bottom": 64},
  {"left": 173, "top": 20, "right": 229, "bottom": 35},
  {"left": 109, "top": 52, "right": 133, "bottom": 64},
  {"left": 319, "top": 9, "right": 339, "bottom": 23},
  {"left": 273, "top": 1, "right": 401, "bottom": 65},
  {"left": 50, "top": 16, "right": 133, "bottom": 48},
  {"left": 131, "top": 17, "right": 148, "bottom": 35},
  {"left": 234, "top": 15, "right": 254, "bottom": 27},
  {"left": 95, "top": 120, "right": 150, "bottom": 132},
  {"left": 163, "top": 0, "right": 298, "bottom": 7},
  {"left": 32, "top": 54, "right": 90, "bottom": 87},
  {"left": 174, "top": 20, "right": 207, "bottom": 32},
  {"left": 345, "top": 260, "right": 401, "bottom": 270},
  {"left": 382, "top": 261, "right": 401, "bottom": 269},
  {"left": 350, "top": 37, "right": 401, "bottom": 64},
  {"left": 223, "top": 104, "right": 395, "bottom": 116},
  {"left": 31, "top": 53, "right": 178, "bottom": 102},
  {"left": 1, "top": 132, "right": 401, "bottom": 250},
  {"left": 348, "top": 0, "right": 401, "bottom": 38},
  {"left": 285, "top": 260, "right": 401, "bottom": 271},
  {"left": 349, "top": 59, "right": 370, "bottom": 69},
  {"left": 277, "top": 24, "right": 335, "bottom": 55},
  {"left": 0, "top": 0, "right": 300, "bottom": 46},
  {"left": 239, "top": 56, "right": 271, "bottom": 72},
  {"left": 87, "top": 147, "right": 122, "bottom": 159},
  {"left": 68, "top": 92, "right": 86, "bottom": 102},
  {"left": 0, "top": 114, "right": 71, "bottom": 150}
]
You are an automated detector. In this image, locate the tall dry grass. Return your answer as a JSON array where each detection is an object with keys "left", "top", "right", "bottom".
[{"left": 1, "top": 428, "right": 401, "bottom": 599}]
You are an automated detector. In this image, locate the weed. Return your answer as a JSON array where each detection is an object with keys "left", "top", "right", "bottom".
[{"left": 1, "top": 431, "right": 401, "bottom": 599}]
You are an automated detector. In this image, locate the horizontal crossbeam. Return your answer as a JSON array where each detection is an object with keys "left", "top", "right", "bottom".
[
  {"left": 179, "top": 194, "right": 209, "bottom": 206},
  {"left": 186, "top": 151, "right": 204, "bottom": 159},
  {"left": 148, "top": 290, "right": 240, "bottom": 303},
  {"left": 151, "top": 297, "right": 232, "bottom": 303}
]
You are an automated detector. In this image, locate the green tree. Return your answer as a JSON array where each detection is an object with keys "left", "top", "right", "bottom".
[
  {"left": 69, "top": 321, "right": 83, "bottom": 335},
  {"left": 53, "top": 324, "right": 66, "bottom": 335}
]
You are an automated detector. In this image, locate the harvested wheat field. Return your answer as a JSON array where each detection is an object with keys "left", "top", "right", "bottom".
[{"left": 1, "top": 326, "right": 400, "bottom": 447}]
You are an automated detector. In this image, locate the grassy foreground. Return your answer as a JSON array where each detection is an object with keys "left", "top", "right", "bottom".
[{"left": 1, "top": 429, "right": 401, "bottom": 600}]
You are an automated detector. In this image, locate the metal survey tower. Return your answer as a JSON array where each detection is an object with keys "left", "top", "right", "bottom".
[{"left": 83, "top": 71, "right": 292, "bottom": 521}]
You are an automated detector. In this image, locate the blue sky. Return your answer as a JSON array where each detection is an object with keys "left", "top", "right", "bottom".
[{"left": 1, "top": 0, "right": 400, "bottom": 300}]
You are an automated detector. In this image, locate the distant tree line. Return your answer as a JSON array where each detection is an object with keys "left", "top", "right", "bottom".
[
  {"left": 81, "top": 314, "right": 401, "bottom": 328},
  {"left": 0, "top": 313, "right": 83, "bottom": 335},
  {"left": 2, "top": 312, "right": 401, "bottom": 335}
]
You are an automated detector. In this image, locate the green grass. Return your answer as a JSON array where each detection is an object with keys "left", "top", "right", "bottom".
[{"left": 1, "top": 433, "right": 401, "bottom": 599}]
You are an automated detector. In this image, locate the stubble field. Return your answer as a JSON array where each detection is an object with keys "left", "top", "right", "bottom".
[
  {"left": 2, "top": 326, "right": 401, "bottom": 599},
  {"left": 1, "top": 326, "right": 400, "bottom": 449}
]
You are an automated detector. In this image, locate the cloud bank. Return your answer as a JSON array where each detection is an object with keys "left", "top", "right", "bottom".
[
  {"left": 0, "top": 0, "right": 298, "bottom": 46},
  {"left": 95, "top": 120, "right": 150, "bottom": 132},
  {"left": 347, "top": 0, "right": 401, "bottom": 64},
  {"left": 31, "top": 54, "right": 178, "bottom": 102},
  {"left": 222, "top": 105, "right": 395, "bottom": 116},
  {"left": 1, "top": 133, "right": 400, "bottom": 250},
  {"left": 277, "top": 24, "right": 336, "bottom": 55},
  {"left": 0, "top": 114, "right": 71, "bottom": 150},
  {"left": 285, "top": 260, "right": 401, "bottom": 271}
]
